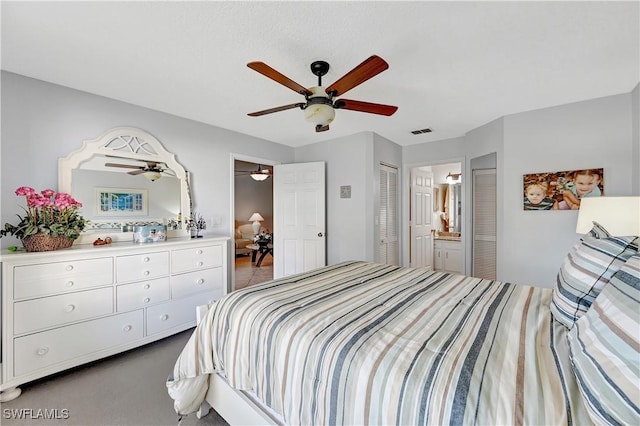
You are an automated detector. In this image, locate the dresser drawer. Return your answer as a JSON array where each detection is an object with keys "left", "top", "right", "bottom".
[
  {"left": 171, "top": 268, "right": 224, "bottom": 300},
  {"left": 116, "top": 277, "right": 170, "bottom": 312},
  {"left": 14, "top": 310, "right": 143, "bottom": 377},
  {"left": 171, "top": 245, "right": 223, "bottom": 274},
  {"left": 146, "top": 291, "right": 219, "bottom": 335},
  {"left": 116, "top": 251, "right": 169, "bottom": 283},
  {"left": 14, "top": 258, "right": 113, "bottom": 299},
  {"left": 14, "top": 287, "right": 113, "bottom": 335}
]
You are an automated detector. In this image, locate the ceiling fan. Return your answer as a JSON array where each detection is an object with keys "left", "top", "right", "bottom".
[
  {"left": 247, "top": 55, "right": 398, "bottom": 132},
  {"left": 235, "top": 164, "right": 272, "bottom": 181},
  {"left": 105, "top": 159, "right": 174, "bottom": 181}
]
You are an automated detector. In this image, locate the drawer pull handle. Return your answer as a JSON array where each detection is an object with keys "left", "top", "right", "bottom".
[
  {"left": 64, "top": 304, "right": 76, "bottom": 313},
  {"left": 144, "top": 297, "right": 151, "bottom": 303},
  {"left": 143, "top": 257, "right": 150, "bottom": 262},
  {"left": 143, "top": 270, "right": 150, "bottom": 277},
  {"left": 197, "top": 249, "right": 203, "bottom": 255},
  {"left": 65, "top": 265, "right": 74, "bottom": 271},
  {"left": 66, "top": 281, "right": 74, "bottom": 287},
  {"left": 144, "top": 284, "right": 151, "bottom": 290},
  {"left": 36, "top": 347, "right": 49, "bottom": 356},
  {"left": 123, "top": 325, "right": 132, "bottom": 332},
  {"left": 161, "top": 314, "right": 169, "bottom": 321},
  {"left": 197, "top": 278, "right": 205, "bottom": 285},
  {"left": 197, "top": 261, "right": 204, "bottom": 267}
]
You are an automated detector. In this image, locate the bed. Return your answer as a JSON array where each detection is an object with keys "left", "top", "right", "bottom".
[{"left": 167, "top": 223, "right": 639, "bottom": 425}]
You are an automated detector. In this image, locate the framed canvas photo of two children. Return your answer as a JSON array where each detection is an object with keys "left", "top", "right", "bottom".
[{"left": 523, "top": 168, "right": 604, "bottom": 211}]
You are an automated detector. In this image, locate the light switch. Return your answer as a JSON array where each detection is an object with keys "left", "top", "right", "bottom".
[{"left": 340, "top": 185, "right": 351, "bottom": 199}]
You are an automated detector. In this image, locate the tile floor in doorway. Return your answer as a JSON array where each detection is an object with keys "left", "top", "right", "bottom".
[{"left": 234, "top": 253, "right": 273, "bottom": 290}]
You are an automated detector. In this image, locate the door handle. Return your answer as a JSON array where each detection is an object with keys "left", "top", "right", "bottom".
[{"left": 318, "top": 232, "right": 324, "bottom": 237}]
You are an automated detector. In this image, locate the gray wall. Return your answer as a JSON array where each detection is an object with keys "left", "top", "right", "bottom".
[
  {"left": 0, "top": 71, "right": 294, "bottom": 249},
  {"left": 295, "top": 132, "right": 371, "bottom": 264},
  {"left": 403, "top": 92, "right": 637, "bottom": 288},
  {"left": 633, "top": 83, "right": 639, "bottom": 194},
  {"left": 502, "top": 93, "right": 634, "bottom": 286},
  {"left": 2, "top": 71, "right": 638, "bottom": 289}
]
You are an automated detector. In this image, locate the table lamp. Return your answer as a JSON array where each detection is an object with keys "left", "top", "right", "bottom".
[
  {"left": 576, "top": 196, "right": 640, "bottom": 235},
  {"left": 248, "top": 212, "right": 264, "bottom": 234}
]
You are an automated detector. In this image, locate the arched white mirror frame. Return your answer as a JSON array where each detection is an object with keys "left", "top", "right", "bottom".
[{"left": 59, "top": 127, "right": 191, "bottom": 241}]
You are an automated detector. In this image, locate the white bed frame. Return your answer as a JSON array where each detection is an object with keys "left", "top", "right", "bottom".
[{"left": 195, "top": 305, "right": 282, "bottom": 425}]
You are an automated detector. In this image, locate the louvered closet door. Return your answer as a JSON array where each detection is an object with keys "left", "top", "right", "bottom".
[
  {"left": 380, "top": 164, "right": 399, "bottom": 265},
  {"left": 472, "top": 169, "right": 496, "bottom": 279}
]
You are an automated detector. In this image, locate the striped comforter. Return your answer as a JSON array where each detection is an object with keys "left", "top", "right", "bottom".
[{"left": 167, "top": 261, "right": 589, "bottom": 425}]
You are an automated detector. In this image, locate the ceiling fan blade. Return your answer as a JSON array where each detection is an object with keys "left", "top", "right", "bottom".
[
  {"left": 248, "top": 62, "right": 313, "bottom": 96},
  {"left": 248, "top": 103, "right": 305, "bottom": 117},
  {"left": 325, "top": 55, "right": 389, "bottom": 97},
  {"left": 105, "top": 163, "right": 144, "bottom": 169},
  {"left": 128, "top": 170, "right": 145, "bottom": 175},
  {"left": 334, "top": 99, "right": 398, "bottom": 116},
  {"left": 316, "top": 124, "right": 330, "bottom": 132}
]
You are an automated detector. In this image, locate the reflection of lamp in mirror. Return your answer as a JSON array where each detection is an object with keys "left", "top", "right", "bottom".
[
  {"left": 249, "top": 212, "right": 264, "bottom": 234},
  {"left": 446, "top": 172, "right": 462, "bottom": 184},
  {"left": 143, "top": 170, "right": 161, "bottom": 181}
]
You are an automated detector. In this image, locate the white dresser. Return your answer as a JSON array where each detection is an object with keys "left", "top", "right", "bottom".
[{"left": 0, "top": 237, "right": 229, "bottom": 401}]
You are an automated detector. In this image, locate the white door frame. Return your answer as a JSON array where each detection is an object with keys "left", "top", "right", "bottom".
[
  {"left": 229, "top": 153, "right": 279, "bottom": 292},
  {"left": 401, "top": 157, "right": 466, "bottom": 271}
]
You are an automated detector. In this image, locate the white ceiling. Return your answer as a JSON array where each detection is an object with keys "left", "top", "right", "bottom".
[{"left": 2, "top": 1, "right": 638, "bottom": 148}]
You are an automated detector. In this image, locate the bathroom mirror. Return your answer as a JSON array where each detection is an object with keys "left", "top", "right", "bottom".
[{"left": 59, "top": 127, "right": 191, "bottom": 243}]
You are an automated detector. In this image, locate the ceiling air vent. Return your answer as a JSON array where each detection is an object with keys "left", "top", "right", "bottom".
[{"left": 411, "top": 128, "right": 432, "bottom": 135}]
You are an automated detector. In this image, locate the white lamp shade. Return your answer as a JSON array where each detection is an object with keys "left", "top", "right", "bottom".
[
  {"left": 576, "top": 196, "right": 640, "bottom": 236},
  {"left": 249, "top": 212, "right": 264, "bottom": 234}
]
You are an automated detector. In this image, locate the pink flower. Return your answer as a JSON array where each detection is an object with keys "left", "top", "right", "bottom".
[
  {"left": 41, "top": 189, "right": 56, "bottom": 198},
  {"left": 27, "top": 194, "right": 48, "bottom": 207},
  {"left": 15, "top": 186, "right": 36, "bottom": 196}
]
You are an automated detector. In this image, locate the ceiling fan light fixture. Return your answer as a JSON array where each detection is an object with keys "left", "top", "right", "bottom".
[
  {"left": 250, "top": 171, "right": 270, "bottom": 181},
  {"left": 303, "top": 87, "right": 335, "bottom": 126},
  {"left": 143, "top": 170, "right": 162, "bottom": 181},
  {"left": 250, "top": 165, "right": 271, "bottom": 181}
]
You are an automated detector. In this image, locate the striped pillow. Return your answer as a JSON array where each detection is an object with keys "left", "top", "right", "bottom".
[
  {"left": 567, "top": 254, "right": 640, "bottom": 425},
  {"left": 550, "top": 222, "right": 638, "bottom": 329}
]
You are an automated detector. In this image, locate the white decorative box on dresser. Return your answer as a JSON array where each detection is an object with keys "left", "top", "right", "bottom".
[{"left": 0, "top": 237, "right": 229, "bottom": 401}]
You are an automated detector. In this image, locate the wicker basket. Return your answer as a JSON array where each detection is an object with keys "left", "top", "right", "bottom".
[{"left": 22, "top": 234, "right": 75, "bottom": 252}]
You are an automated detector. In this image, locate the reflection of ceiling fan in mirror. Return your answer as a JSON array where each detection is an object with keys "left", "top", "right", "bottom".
[
  {"left": 235, "top": 164, "right": 272, "bottom": 181},
  {"left": 105, "top": 159, "right": 175, "bottom": 181}
]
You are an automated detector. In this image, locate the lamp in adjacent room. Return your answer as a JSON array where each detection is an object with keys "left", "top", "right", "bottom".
[
  {"left": 248, "top": 212, "right": 265, "bottom": 234},
  {"left": 576, "top": 196, "right": 640, "bottom": 235},
  {"left": 250, "top": 165, "right": 271, "bottom": 181}
]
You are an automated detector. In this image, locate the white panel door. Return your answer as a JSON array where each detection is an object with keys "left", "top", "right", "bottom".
[
  {"left": 410, "top": 168, "right": 433, "bottom": 268},
  {"left": 273, "top": 162, "right": 326, "bottom": 278}
]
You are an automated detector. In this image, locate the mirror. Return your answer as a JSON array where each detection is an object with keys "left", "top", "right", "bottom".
[
  {"left": 449, "top": 183, "right": 462, "bottom": 233},
  {"left": 59, "top": 127, "right": 191, "bottom": 243}
]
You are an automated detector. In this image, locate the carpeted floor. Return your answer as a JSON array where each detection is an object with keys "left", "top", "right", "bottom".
[
  {"left": 234, "top": 252, "right": 273, "bottom": 290},
  {"left": 1, "top": 329, "right": 228, "bottom": 426}
]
